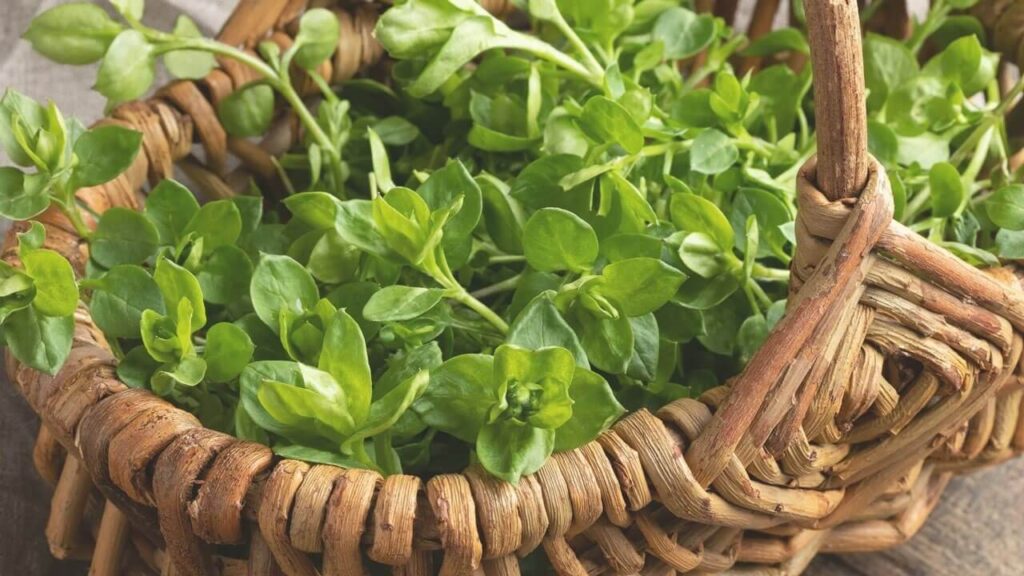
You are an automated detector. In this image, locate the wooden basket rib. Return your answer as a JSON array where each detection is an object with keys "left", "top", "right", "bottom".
[{"left": 4, "top": 0, "right": 1024, "bottom": 575}]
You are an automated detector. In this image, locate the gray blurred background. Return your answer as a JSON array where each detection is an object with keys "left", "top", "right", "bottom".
[{"left": 0, "top": 0, "right": 1021, "bottom": 574}]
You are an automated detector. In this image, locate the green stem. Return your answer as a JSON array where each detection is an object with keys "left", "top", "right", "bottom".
[
  {"left": 448, "top": 285, "right": 510, "bottom": 334},
  {"left": 515, "top": 35, "right": 604, "bottom": 88},
  {"left": 59, "top": 200, "right": 92, "bottom": 240},
  {"left": 949, "top": 78, "right": 1024, "bottom": 167},
  {"left": 488, "top": 255, "right": 526, "bottom": 264},
  {"left": 549, "top": 14, "right": 604, "bottom": 78},
  {"left": 470, "top": 273, "right": 523, "bottom": 299},
  {"left": 169, "top": 37, "right": 348, "bottom": 196},
  {"left": 751, "top": 264, "right": 789, "bottom": 283}
]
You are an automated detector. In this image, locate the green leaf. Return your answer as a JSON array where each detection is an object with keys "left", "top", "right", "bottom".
[
  {"left": 477, "top": 419, "right": 554, "bottom": 484},
  {"left": 24, "top": 3, "right": 121, "bottom": 65},
  {"left": 345, "top": 370, "right": 429, "bottom": 450},
  {"left": 597, "top": 258, "right": 685, "bottom": 317},
  {"left": 741, "top": 28, "right": 809, "bottom": 57},
  {"left": 111, "top": 0, "right": 144, "bottom": 20},
  {"left": 554, "top": 367, "right": 623, "bottom": 451},
  {"left": 320, "top": 309, "right": 373, "bottom": 424},
  {"left": 96, "top": 30, "right": 156, "bottom": 104},
  {"left": 250, "top": 254, "right": 318, "bottom": 331},
  {"left": 21, "top": 249, "right": 78, "bottom": 317},
  {"left": 670, "top": 193, "right": 734, "bottom": 250},
  {"left": 217, "top": 84, "right": 274, "bottom": 138},
  {"left": 415, "top": 354, "right": 498, "bottom": 442},
  {"left": 0, "top": 90, "right": 46, "bottom": 167},
  {"left": 652, "top": 7, "right": 715, "bottom": 60},
  {"left": 690, "top": 129, "right": 738, "bottom": 175},
  {"left": 478, "top": 174, "right": 524, "bottom": 254},
  {"left": 417, "top": 160, "right": 483, "bottom": 239},
  {"left": 523, "top": 208, "right": 599, "bottom": 272},
  {"left": 579, "top": 96, "right": 644, "bottom": 154},
  {"left": 862, "top": 33, "right": 918, "bottom": 110},
  {"left": 145, "top": 180, "right": 199, "bottom": 245},
  {"left": 86, "top": 265, "right": 164, "bottom": 339},
  {"left": 183, "top": 199, "right": 242, "bottom": 251},
  {"left": 577, "top": 308, "right": 633, "bottom": 374},
  {"left": 117, "top": 345, "right": 160, "bottom": 388},
  {"left": 92, "top": 207, "right": 159, "bottom": 268},
  {"left": 72, "top": 125, "right": 143, "bottom": 188},
  {"left": 241, "top": 362, "right": 348, "bottom": 447},
  {"left": 257, "top": 378, "right": 353, "bottom": 444},
  {"left": 153, "top": 258, "right": 206, "bottom": 331},
  {"left": 494, "top": 345, "right": 575, "bottom": 429},
  {"left": 292, "top": 8, "right": 341, "bottom": 70},
  {"left": 675, "top": 272, "right": 741, "bottom": 310},
  {"left": 929, "top": 161, "right": 965, "bottom": 218},
  {"left": 5, "top": 306, "right": 73, "bottom": 375},
  {"left": 363, "top": 286, "right": 445, "bottom": 322},
  {"left": 508, "top": 293, "right": 588, "bottom": 367},
  {"left": 737, "top": 314, "right": 769, "bottom": 364},
  {"left": 679, "top": 232, "right": 731, "bottom": 278},
  {"left": 0, "top": 168, "right": 49, "bottom": 220},
  {"left": 203, "top": 322, "right": 255, "bottom": 383},
  {"left": 985, "top": 185, "right": 1024, "bottom": 231},
  {"left": 164, "top": 15, "right": 216, "bottom": 79},
  {"left": 995, "top": 229, "right": 1024, "bottom": 259},
  {"left": 197, "top": 245, "right": 253, "bottom": 305},
  {"left": 372, "top": 116, "right": 421, "bottom": 145},
  {"left": 151, "top": 356, "right": 207, "bottom": 393}
]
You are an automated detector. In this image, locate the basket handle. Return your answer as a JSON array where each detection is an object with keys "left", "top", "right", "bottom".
[{"left": 804, "top": 0, "right": 869, "bottom": 202}]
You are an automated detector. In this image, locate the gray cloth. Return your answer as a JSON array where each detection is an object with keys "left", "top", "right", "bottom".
[{"left": 0, "top": 1, "right": 1021, "bottom": 575}]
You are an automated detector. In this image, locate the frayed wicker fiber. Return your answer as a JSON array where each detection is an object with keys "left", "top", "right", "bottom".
[{"left": 5, "top": 0, "right": 1024, "bottom": 575}]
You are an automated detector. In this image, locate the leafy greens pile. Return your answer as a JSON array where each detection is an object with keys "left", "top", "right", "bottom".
[{"left": 0, "top": 0, "right": 1022, "bottom": 483}]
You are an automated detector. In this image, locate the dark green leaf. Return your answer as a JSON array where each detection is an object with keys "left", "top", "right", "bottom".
[
  {"left": 87, "top": 265, "right": 164, "bottom": 339},
  {"left": 92, "top": 207, "right": 159, "bottom": 268}
]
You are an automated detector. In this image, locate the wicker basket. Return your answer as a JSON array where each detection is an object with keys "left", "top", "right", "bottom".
[{"left": 6, "top": 0, "right": 1024, "bottom": 574}]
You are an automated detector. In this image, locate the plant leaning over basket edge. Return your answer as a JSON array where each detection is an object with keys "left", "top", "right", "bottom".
[{"left": 0, "top": 0, "right": 1023, "bottom": 483}]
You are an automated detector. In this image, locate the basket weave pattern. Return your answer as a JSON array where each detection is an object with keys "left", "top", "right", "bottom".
[{"left": 5, "top": 0, "right": 1024, "bottom": 575}]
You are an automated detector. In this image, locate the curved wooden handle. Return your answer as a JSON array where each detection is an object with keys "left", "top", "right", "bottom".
[{"left": 805, "top": 0, "right": 869, "bottom": 202}]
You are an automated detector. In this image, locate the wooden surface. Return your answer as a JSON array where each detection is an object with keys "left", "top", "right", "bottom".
[{"left": 0, "top": 1, "right": 1022, "bottom": 574}]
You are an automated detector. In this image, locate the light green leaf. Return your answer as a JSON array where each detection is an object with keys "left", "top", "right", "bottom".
[
  {"left": 320, "top": 309, "right": 373, "bottom": 424},
  {"left": 22, "top": 249, "right": 78, "bottom": 317},
  {"left": 164, "top": 15, "right": 216, "bottom": 79},
  {"left": 153, "top": 257, "right": 206, "bottom": 331},
  {"left": 690, "top": 129, "right": 738, "bottom": 175},
  {"left": 96, "top": 30, "right": 156, "bottom": 104}
]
